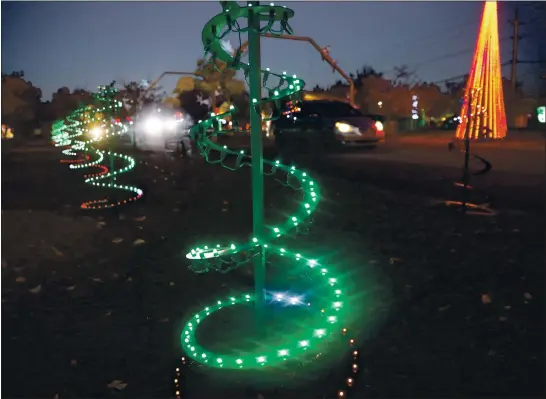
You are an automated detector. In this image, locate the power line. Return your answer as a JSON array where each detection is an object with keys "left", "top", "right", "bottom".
[
  {"left": 517, "top": 60, "right": 546, "bottom": 65},
  {"left": 509, "top": 6, "right": 522, "bottom": 89},
  {"left": 381, "top": 36, "right": 511, "bottom": 79},
  {"left": 432, "top": 61, "right": 511, "bottom": 85}
]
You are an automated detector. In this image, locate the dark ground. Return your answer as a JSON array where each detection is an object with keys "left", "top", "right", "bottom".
[{"left": 1, "top": 144, "right": 544, "bottom": 398}]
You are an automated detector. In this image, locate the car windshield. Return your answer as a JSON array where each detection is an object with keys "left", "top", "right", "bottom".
[{"left": 304, "top": 102, "right": 363, "bottom": 118}]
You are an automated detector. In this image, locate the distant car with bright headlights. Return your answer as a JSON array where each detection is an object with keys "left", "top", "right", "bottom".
[{"left": 272, "top": 100, "right": 384, "bottom": 154}]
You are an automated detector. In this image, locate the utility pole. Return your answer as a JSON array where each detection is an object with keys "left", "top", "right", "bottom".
[{"left": 509, "top": 7, "right": 523, "bottom": 90}]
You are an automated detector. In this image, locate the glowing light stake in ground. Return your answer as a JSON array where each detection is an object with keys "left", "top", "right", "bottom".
[
  {"left": 456, "top": 1, "right": 507, "bottom": 140},
  {"left": 180, "top": 1, "right": 349, "bottom": 371},
  {"left": 182, "top": 251, "right": 346, "bottom": 369}
]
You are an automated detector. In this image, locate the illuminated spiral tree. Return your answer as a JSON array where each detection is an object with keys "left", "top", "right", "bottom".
[
  {"left": 456, "top": 1, "right": 507, "bottom": 140},
  {"left": 180, "top": 1, "right": 351, "bottom": 374},
  {"left": 52, "top": 105, "right": 92, "bottom": 162},
  {"left": 54, "top": 84, "right": 143, "bottom": 209}
]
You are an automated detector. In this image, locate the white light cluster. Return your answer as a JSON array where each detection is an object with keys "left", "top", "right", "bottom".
[{"left": 271, "top": 292, "right": 306, "bottom": 306}]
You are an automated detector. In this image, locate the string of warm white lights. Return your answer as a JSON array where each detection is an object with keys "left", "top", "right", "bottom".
[{"left": 178, "top": 1, "right": 361, "bottom": 397}]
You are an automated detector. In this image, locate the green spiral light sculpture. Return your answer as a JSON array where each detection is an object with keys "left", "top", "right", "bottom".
[
  {"left": 180, "top": 1, "right": 350, "bottom": 372},
  {"left": 53, "top": 85, "right": 143, "bottom": 209},
  {"left": 53, "top": 106, "right": 90, "bottom": 163}
]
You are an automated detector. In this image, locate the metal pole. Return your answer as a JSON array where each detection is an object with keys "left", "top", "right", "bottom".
[
  {"left": 462, "top": 90, "right": 472, "bottom": 213},
  {"left": 510, "top": 7, "right": 520, "bottom": 90},
  {"left": 106, "top": 89, "right": 116, "bottom": 187},
  {"left": 247, "top": 1, "right": 266, "bottom": 319}
]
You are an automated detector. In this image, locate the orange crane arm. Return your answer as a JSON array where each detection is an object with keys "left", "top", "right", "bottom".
[
  {"left": 247, "top": 34, "right": 356, "bottom": 107},
  {"left": 146, "top": 71, "right": 202, "bottom": 92}
]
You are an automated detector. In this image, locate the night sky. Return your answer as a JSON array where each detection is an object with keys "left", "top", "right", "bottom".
[{"left": 1, "top": 1, "right": 528, "bottom": 100}]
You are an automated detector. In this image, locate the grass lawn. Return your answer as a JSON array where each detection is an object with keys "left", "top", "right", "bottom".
[{"left": 1, "top": 148, "right": 543, "bottom": 398}]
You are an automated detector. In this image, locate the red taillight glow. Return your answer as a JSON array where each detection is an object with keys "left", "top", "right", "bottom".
[{"left": 375, "top": 121, "right": 385, "bottom": 137}]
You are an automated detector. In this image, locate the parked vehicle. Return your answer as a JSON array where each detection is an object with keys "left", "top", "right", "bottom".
[
  {"left": 440, "top": 115, "right": 461, "bottom": 130},
  {"left": 272, "top": 99, "right": 384, "bottom": 155}
]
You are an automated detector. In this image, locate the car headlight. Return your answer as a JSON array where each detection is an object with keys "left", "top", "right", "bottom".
[
  {"left": 375, "top": 121, "right": 384, "bottom": 131},
  {"left": 335, "top": 122, "right": 354, "bottom": 134},
  {"left": 165, "top": 120, "right": 177, "bottom": 131},
  {"left": 145, "top": 117, "right": 163, "bottom": 134}
]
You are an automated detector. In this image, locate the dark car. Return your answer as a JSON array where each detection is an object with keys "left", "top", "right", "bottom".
[
  {"left": 440, "top": 115, "right": 461, "bottom": 130},
  {"left": 272, "top": 100, "right": 385, "bottom": 155}
]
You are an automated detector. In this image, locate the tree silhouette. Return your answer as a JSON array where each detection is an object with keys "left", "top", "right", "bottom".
[
  {"left": 1, "top": 73, "right": 42, "bottom": 132},
  {"left": 120, "top": 81, "right": 162, "bottom": 116},
  {"left": 392, "top": 64, "right": 419, "bottom": 87},
  {"left": 178, "top": 89, "right": 210, "bottom": 122},
  {"left": 351, "top": 65, "right": 383, "bottom": 88}
]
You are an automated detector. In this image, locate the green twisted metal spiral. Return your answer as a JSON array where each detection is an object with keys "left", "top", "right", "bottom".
[{"left": 180, "top": 1, "right": 349, "bottom": 371}]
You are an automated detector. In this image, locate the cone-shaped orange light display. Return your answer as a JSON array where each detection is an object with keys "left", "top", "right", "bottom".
[{"left": 456, "top": 1, "right": 507, "bottom": 140}]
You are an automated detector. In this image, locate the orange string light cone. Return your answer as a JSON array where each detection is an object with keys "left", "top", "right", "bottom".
[{"left": 456, "top": 1, "right": 507, "bottom": 140}]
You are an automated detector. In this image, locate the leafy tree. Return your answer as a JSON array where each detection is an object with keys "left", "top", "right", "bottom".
[
  {"left": 444, "top": 79, "right": 466, "bottom": 95},
  {"left": 178, "top": 89, "right": 210, "bottom": 122},
  {"left": 392, "top": 64, "right": 419, "bottom": 87},
  {"left": 230, "top": 91, "right": 250, "bottom": 123},
  {"left": 1, "top": 73, "right": 42, "bottom": 132},
  {"left": 356, "top": 75, "right": 392, "bottom": 113},
  {"left": 46, "top": 86, "right": 93, "bottom": 121},
  {"left": 173, "top": 76, "right": 196, "bottom": 96},
  {"left": 192, "top": 56, "right": 246, "bottom": 110},
  {"left": 502, "top": 77, "right": 536, "bottom": 125},
  {"left": 163, "top": 96, "right": 181, "bottom": 109},
  {"left": 413, "top": 83, "right": 451, "bottom": 118},
  {"left": 119, "top": 81, "right": 163, "bottom": 116},
  {"left": 351, "top": 65, "right": 383, "bottom": 89}
]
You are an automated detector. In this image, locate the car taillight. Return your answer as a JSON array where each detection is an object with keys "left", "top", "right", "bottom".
[{"left": 375, "top": 121, "right": 384, "bottom": 131}]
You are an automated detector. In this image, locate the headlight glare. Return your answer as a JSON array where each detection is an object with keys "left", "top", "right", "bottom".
[{"left": 335, "top": 122, "right": 353, "bottom": 134}]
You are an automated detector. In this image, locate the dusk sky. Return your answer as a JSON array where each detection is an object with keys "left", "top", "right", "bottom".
[{"left": 1, "top": 1, "right": 529, "bottom": 100}]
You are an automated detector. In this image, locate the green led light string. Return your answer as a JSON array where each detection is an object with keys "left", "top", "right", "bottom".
[
  {"left": 72, "top": 85, "right": 143, "bottom": 210},
  {"left": 52, "top": 106, "right": 92, "bottom": 165},
  {"left": 52, "top": 85, "right": 143, "bottom": 209},
  {"left": 180, "top": 1, "right": 353, "bottom": 375}
]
